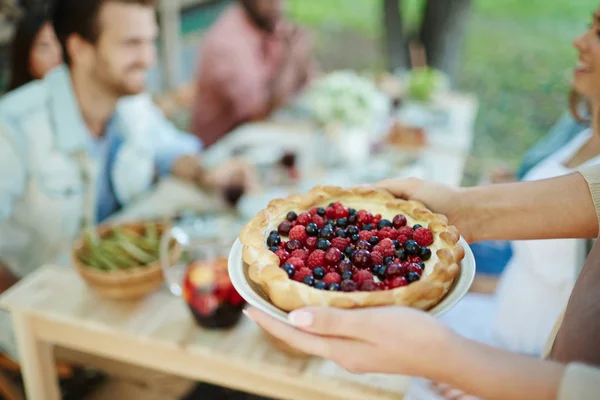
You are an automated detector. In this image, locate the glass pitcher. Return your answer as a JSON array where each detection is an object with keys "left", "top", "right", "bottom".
[{"left": 159, "top": 216, "right": 245, "bottom": 329}]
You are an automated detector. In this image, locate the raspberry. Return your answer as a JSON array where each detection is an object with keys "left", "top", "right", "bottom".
[
  {"left": 341, "top": 279, "right": 358, "bottom": 292},
  {"left": 371, "top": 251, "right": 384, "bottom": 266},
  {"left": 290, "top": 249, "right": 308, "bottom": 263},
  {"left": 307, "top": 250, "right": 326, "bottom": 270},
  {"left": 356, "top": 210, "right": 373, "bottom": 226},
  {"left": 390, "top": 276, "right": 408, "bottom": 288},
  {"left": 353, "top": 270, "right": 374, "bottom": 285},
  {"left": 293, "top": 267, "right": 313, "bottom": 282},
  {"left": 312, "top": 214, "right": 326, "bottom": 229},
  {"left": 377, "top": 228, "right": 392, "bottom": 240},
  {"left": 397, "top": 226, "right": 414, "bottom": 240},
  {"left": 334, "top": 205, "right": 349, "bottom": 219},
  {"left": 393, "top": 215, "right": 408, "bottom": 228},
  {"left": 325, "top": 247, "right": 342, "bottom": 265},
  {"left": 274, "top": 249, "right": 290, "bottom": 265},
  {"left": 323, "top": 272, "right": 342, "bottom": 285},
  {"left": 406, "top": 263, "right": 423, "bottom": 276},
  {"left": 373, "top": 244, "right": 393, "bottom": 257},
  {"left": 414, "top": 228, "right": 434, "bottom": 247},
  {"left": 359, "top": 230, "right": 375, "bottom": 241},
  {"left": 296, "top": 213, "right": 312, "bottom": 226},
  {"left": 380, "top": 227, "right": 400, "bottom": 240},
  {"left": 289, "top": 225, "right": 308, "bottom": 243},
  {"left": 360, "top": 280, "right": 378, "bottom": 291},
  {"left": 309, "top": 207, "right": 320, "bottom": 216},
  {"left": 286, "top": 257, "right": 305, "bottom": 271},
  {"left": 397, "top": 235, "right": 410, "bottom": 245},
  {"left": 373, "top": 214, "right": 382, "bottom": 225},
  {"left": 331, "top": 237, "right": 351, "bottom": 251},
  {"left": 305, "top": 236, "right": 318, "bottom": 250},
  {"left": 408, "top": 255, "right": 422, "bottom": 263},
  {"left": 325, "top": 207, "right": 336, "bottom": 219}
]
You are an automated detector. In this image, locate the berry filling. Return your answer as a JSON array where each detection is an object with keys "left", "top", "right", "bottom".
[{"left": 266, "top": 202, "right": 434, "bottom": 292}]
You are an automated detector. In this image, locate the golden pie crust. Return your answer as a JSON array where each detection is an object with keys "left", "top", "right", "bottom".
[{"left": 240, "top": 185, "right": 464, "bottom": 312}]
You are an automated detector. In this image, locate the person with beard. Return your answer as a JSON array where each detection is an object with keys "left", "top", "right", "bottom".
[
  {"left": 190, "top": 0, "right": 316, "bottom": 148},
  {"left": 0, "top": 0, "right": 256, "bottom": 361}
]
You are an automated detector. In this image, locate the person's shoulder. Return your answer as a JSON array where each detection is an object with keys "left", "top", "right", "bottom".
[
  {"left": 203, "top": 5, "right": 252, "bottom": 50},
  {"left": 0, "top": 79, "right": 50, "bottom": 119}
]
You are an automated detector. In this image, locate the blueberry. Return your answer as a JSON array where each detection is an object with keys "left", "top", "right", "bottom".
[
  {"left": 376, "top": 265, "right": 387, "bottom": 280},
  {"left": 270, "top": 230, "right": 279, "bottom": 236},
  {"left": 266, "top": 234, "right": 281, "bottom": 247},
  {"left": 351, "top": 234, "right": 360, "bottom": 242},
  {"left": 413, "top": 224, "right": 423, "bottom": 230},
  {"left": 392, "top": 239, "right": 401, "bottom": 250},
  {"left": 269, "top": 246, "right": 279, "bottom": 252},
  {"left": 340, "top": 253, "right": 346, "bottom": 260},
  {"left": 313, "top": 267, "right": 326, "bottom": 280},
  {"left": 328, "top": 283, "right": 341, "bottom": 291},
  {"left": 286, "top": 212, "right": 297, "bottom": 221},
  {"left": 320, "top": 227, "right": 335, "bottom": 240},
  {"left": 361, "top": 223, "right": 374, "bottom": 231},
  {"left": 383, "top": 256, "right": 394, "bottom": 265},
  {"left": 348, "top": 215, "right": 357, "bottom": 224},
  {"left": 303, "top": 276, "right": 315, "bottom": 286},
  {"left": 368, "top": 236, "right": 380, "bottom": 246},
  {"left": 341, "top": 279, "right": 358, "bottom": 292},
  {"left": 325, "top": 220, "right": 335, "bottom": 228},
  {"left": 418, "top": 262, "right": 426, "bottom": 270},
  {"left": 341, "top": 271, "right": 353, "bottom": 281},
  {"left": 347, "top": 226, "right": 359, "bottom": 235},
  {"left": 349, "top": 208, "right": 357, "bottom": 216},
  {"left": 314, "top": 281, "right": 327, "bottom": 290},
  {"left": 282, "top": 264, "right": 295, "bottom": 278},
  {"left": 420, "top": 247, "right": 432, "bottom": 261},
  {"left": 336, "top": 229, "right": 348, "bottom": 238},
  {"left": 405, "top": 240, "right": 420, "bottom": 256},
  {"left": 377, "top": 219, "right": 393, "bottom": 230},
  {"left": 317, "top": 239, "right": 331, "bottom": 251},
  {"left": 305, "top": 223, "right": 319, "bottom": 236},
  {"left": 328, "top": 202, "right": 335, "bottom": 207},
  {"left": 344, "top": 246, "right": 355, "bottom": 259},
  {"left": 407, "top": 271, "right": 421, "bottom": 283},
  {"left": 395, "top": 249, "right": 407, "bottom": 262},
  {"left": 317, "top": 207, "right": 326, "bottom": 216},
  {"left": 336, "top": 218, "right": 348, "bottom": 228},
  {"left": 371, "top": 264, "right": 382, "bottom": 275}
]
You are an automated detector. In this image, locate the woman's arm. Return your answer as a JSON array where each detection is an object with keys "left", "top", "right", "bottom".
[{"left": 376, "top": 171, "right": 598, "bottom": 243}]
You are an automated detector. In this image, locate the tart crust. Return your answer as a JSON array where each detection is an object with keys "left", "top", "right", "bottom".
[{"left": 240, "top": 185, "right": 464, "bottom": 312}]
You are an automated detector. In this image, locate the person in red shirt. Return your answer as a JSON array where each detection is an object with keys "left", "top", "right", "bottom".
[{"left": 190, "top": 0, "right": 316, "bottom": 147}]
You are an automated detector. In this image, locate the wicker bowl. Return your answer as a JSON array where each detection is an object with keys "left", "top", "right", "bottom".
[{"left": 72, "top": 221, "right": 171, "bottom": 301}]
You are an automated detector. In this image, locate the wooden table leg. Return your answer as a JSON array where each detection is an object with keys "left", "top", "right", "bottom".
[{"left": 11, "top": 314, "right": 60, "bottom": 400}]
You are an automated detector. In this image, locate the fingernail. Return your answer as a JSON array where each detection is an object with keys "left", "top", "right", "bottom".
[
  {"left": 288, "top": 310, "right": 313, "bottom": 327},
  {"left": 242, "top": 309, "right": 255, "bottom": 322}
]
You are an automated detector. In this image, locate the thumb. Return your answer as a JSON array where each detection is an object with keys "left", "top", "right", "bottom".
[{"left": 375, "top": 177, "right": 423, "bottom": 200}]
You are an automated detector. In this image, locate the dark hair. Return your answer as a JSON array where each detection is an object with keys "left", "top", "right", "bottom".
[
  {"left": 52, "top": 0, "right": 156, "bottom": 65},
  {"left": 8, "top": 11, "right": 50, "bottom": 91},
  {"left": 239, "top": 0, "right": 276, "bottom": 33}
]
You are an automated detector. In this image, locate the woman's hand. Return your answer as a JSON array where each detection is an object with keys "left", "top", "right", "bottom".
[
  {"left": 375, "top": 178, "right": 475, "bottom": 242},
  {"left": 245, "top": 305, "right": 456, "bottom": 379}
]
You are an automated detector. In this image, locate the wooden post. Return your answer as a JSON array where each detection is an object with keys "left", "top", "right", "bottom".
[
  {"left": 158, "top": 0, "right": 182, "bottom": 91},
  {"left": 383, "top": 0, "right": 407, "bottom": 73},
  {"left": 419, "top": 0, "right": 472, "bottom": 81}
]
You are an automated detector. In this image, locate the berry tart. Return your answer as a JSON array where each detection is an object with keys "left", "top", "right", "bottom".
[{"left": 239, "top": 185, "right": 464, "bottom": 312}]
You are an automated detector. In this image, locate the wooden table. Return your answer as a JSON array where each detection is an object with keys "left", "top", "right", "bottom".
[{"left": 0, "top": 265, "right": 408, "bottom": 400}]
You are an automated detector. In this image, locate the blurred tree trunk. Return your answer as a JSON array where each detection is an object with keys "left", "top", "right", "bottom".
[
  {"left": 419, "top": 0, "right": 472, "bottom": 80},
  {"left": 383, "top": 0, "right": 407, "bottom": 73}
]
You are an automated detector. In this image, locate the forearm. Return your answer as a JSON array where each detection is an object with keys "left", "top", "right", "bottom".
[
  {"left": 435, "top": 333, "right": 564, "bottom": 400},
  {"left": 463, "top": 172, "right": 598, "bottom": 242}
]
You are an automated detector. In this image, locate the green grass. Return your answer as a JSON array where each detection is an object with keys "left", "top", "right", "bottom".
[{"left": 287, "top": 0, "right": 595, "bottom": 185}]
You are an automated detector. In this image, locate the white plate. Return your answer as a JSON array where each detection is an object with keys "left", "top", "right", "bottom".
[{"left": 228, "top": 238, "right": 476, "bottom": 326}]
